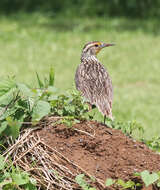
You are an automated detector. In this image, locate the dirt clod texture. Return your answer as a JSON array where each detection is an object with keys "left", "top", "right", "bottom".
[{"left": 38, "top": 118, "right": 160, "bottom": 189}]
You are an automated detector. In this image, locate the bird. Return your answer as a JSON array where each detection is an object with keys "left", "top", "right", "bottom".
[{"left": 75, "top": 41, "right": 115, "bottom": 123}]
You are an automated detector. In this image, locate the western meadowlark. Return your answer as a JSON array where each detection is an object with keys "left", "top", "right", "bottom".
[{"left": 75, "top": 41, "right": 114, "bottom": 123}]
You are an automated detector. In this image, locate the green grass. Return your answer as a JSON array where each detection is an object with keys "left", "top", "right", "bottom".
[{"left": 0, "top": 12, "right": 160, "bottom": 139}]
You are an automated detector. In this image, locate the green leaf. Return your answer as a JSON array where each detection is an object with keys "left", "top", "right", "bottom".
[
  {"left": 4, "top": 172, "right": 10, "bottom": 178},
  {"left": 136, "top": 183, "right": 142, "bottom": 187},
  {"left": 157, "top": 181, "right": 160, "bottom": 187},
  {"left": 44, "top": 77, "right": 49, "bottom": 88},
  {"left": 0, "top": 78, "right": 16, "bottom": 96},
  {"left": 36, "top": 72, "right": 44, "bottom": 88},
  {"left": 157, "top": 171, "right": 160, "bottom": 177},
  {"left": 17, "top": 83, "right": 33, "bottom": 97},
  {"left": 116, "top": 179, "right": 135, "bottom": 189},
  {"left": 12, "top": 173, "right": 30, "bottom": 185},
  {"left": 0, "top": 179, "right": 12, "bottom": 187},
  {"left": 23, "top": 182, "right": 37, "bottom": 190},
  {"left": 0, "top": 106, "right": 17, "bottom": 121},
  {"left": 49, "top": 67, "right": 55, "bottom": 86},
  {"left": 6, "top": 117, "right": 21, "bottom": 139},
  {"left": 0, "top": 121, "right": 8, "bottom": 135},
  {"left": 117, "top": 179, "right": 126, "bottom": 186},
  {"left": 134, "top": 172, "right": 140, "bottom": 176},
  {"left": 0, "top": 88, "right": 17, "bottom": 106},
  {"left": 0, "top": 154, "right": 5, "bottom": 170},
  {"left": 29, "top": 178, "right": 37, "bottom": 185},
  {"left": 123, "top": 180, "right": 135, "bottom": 189},
  {"left": 75, "top": 174, "right": 96, "bottom": 190},
  {"left": 75, "top": 174, "right": 86, "bottom": 186},
  {"left": 47, "top": 86, "right": 57, "bottom": 94},
  {"left": 32, "top": 100, "right": 50, "bottom": 121},
  {"left": 140, "top": 170, "right": 159, "bottom": 187},
  {"left": 105, "top": 178, "right": 115, "bottom": 186}
]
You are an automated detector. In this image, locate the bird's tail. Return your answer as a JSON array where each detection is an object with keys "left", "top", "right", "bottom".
[
  {"left": 95, "top": 96, "right": 113, "bottom": 120},
  {"left": 108, "top": 112, "right": 114, "bottom": 121}
]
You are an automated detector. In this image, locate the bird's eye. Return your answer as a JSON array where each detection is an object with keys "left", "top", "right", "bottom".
[{"left": 95, "top": 44, "right": 99, "bottom": 47}]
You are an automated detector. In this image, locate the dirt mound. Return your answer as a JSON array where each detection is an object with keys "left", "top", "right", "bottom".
[{"left": 37, "top": 118, "right": 160, "bottom": 189}]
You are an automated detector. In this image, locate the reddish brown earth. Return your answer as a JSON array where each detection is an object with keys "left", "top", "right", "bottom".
[{"left": 38, "top": 119, "right": 160, "bottom": 189}]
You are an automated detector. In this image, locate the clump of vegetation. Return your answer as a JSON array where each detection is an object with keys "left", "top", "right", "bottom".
[
  {"left": 75, "top": 174, "right": 96, "bottom": 190},
  {"left": 106, "top": 178, "right": 141, "bottom": 189},
  {"left": 0, "top": 67, "right": 91, "bottom": 145},
  {"left": 105, "top": 118, "right": 144, "bottom": 139},
  {"left": 106, "top": 119, "right": 160, "bottom": 153},
  {"left": 0, "top": 154, "right": 36, "bottom": 190},
  {"left": 142, "top": 137, "right": 160, "bottom": 152},
  {"left": 74, "top": 170, "right": 160, "bottom": 190},
  {"left": 105, "top": 170, "right": 160, "bottom": 189}
]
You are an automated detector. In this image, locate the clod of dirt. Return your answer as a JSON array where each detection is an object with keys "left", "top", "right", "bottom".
[{"left": 38, "top": 118, "right": 160, "bottom": 189}]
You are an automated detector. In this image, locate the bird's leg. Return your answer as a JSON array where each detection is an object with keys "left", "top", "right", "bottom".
[{"left": 103, "top": 115, "right": 106, "bottom": 124}]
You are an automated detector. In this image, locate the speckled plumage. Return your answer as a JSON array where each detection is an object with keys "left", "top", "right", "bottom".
[{"left": 75, "top": 41, "right": 114, "bottom": 120}]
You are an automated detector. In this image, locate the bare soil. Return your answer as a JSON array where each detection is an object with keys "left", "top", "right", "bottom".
[{"left": 37, "top": 118, "right": 160, "bottom": 189}]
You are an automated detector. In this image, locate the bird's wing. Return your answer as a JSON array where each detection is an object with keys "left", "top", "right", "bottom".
[
  {"left": 94, "top": 72, "right": 113, "bottom": 119},
  {"left": 75, "top": 63, "right": 95, "bottom": 103},
  {"left": 75, "top": 62, "right": 113, "bottom": 118}
]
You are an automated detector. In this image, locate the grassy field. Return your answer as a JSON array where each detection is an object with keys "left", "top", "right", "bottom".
[{"left": 0, "top": 12, "right": 159, "bottom": 139}]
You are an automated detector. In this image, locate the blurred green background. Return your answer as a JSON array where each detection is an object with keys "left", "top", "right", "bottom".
[{"left": 0, "top": 0, "right": 160, "bottom": 139}]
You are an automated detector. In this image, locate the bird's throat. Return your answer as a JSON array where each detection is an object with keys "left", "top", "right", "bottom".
[{"left": 81, "top": 54, "right": 98, "bottom": 63}]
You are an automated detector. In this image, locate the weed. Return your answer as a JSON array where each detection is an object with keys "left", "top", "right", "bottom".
[
  {"left": 105, "top": 178, "right": 141, "bottom": 189},
  {"left": 135, "top": 170, "right": 160, "bottom": 188},
  {"left": 0, "top": 154, "right": 37, "bottom": 190},
  {"left": 0, "top": 68, "right": 91, "bottom": 144},
  {"left": 105, "top": 118, "right": 144, "bottom": 138},
  {"left": 106, "top": 170, "right": 160, "bottom": 189},
  {"left": 75, "top": 174, "right": 96, "bottom": 190},
  {"left": 142, "top": 137, "right": 160, "bottom": 152}
]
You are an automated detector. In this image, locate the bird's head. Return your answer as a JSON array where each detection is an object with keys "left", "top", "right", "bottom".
[{"left": 82, "top": 41, "right": 115, "bottom": 57}]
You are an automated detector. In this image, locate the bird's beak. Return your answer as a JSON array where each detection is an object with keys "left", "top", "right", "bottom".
[{"left": 100, "top": 43, "right": 115, "bottom": 48}]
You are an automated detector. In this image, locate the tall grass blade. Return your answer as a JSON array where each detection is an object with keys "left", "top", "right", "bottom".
[
  {"left": 36, "top": 72, "right": 44, "bottom": 88},
  {"left": 49, "top": 67, "right": 55, "bottom": 86}
]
